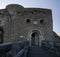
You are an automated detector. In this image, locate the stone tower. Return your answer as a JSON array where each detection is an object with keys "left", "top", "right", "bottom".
[{"left": 0, "top": 4, "right": 54, "bottom": 46}]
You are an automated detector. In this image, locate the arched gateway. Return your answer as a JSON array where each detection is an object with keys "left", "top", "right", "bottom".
[{"left": 31, "top": 30, "right": 42, "bottom": 46}]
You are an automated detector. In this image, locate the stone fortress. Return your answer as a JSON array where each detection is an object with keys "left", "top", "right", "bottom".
[{"left": 0, "top": 4, "right": 60, "bottom": 46}]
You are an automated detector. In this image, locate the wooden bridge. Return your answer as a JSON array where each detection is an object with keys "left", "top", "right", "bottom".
[{"left": 0, "top": 41, "right": 60, "bottom": 57}]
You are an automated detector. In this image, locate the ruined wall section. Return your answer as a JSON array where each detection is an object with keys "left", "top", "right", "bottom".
[
  {"left": 20, "top": 8, "right": 53, "bottom": 41},
  {"left": 4, "top": 4, "right": 25, "bottom": 42},
  {"left": 0, "top": 4, "right": 53, "bottom": 42},
  {"left": 0, "top": 9, "right": 12, "bottom": 42}
]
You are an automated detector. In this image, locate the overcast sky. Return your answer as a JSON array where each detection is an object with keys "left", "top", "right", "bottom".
[{"left": 0, "top": 0, "right": 60, "bottom": 34}]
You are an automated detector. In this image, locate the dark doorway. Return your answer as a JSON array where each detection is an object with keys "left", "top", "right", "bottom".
[
  {"left": 31, "top": 31, "right": 39, "bottom": 46},
  {"left": 0, "top": 26, "right": 4, "bottom": 43}
]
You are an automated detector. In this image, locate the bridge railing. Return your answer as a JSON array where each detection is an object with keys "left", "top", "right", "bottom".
[
  {"left": 42, "top": 40, "right": 60, "bottom": 56},
  {"left": 42, "top": 40, "right": 60, "bottom": 48},
  {"left": 0, "top": 40, "right": 29, "bottom": 57}
]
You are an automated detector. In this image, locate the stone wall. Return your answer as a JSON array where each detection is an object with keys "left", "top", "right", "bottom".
[{"left": 0, "top": 4, "right": 54, "bottom": 44}]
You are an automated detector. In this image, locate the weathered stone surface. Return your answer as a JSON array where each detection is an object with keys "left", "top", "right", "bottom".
[{"left": 0, "top": 4, "right": 60, "bottom": 46}]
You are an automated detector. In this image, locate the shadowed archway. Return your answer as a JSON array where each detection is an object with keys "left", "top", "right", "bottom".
[
  {"left": 0, "top": 26, "right": 4, "bottom": 43},
  {"left": 31, "top": 30, "right": 40, "bottom": 46}
]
